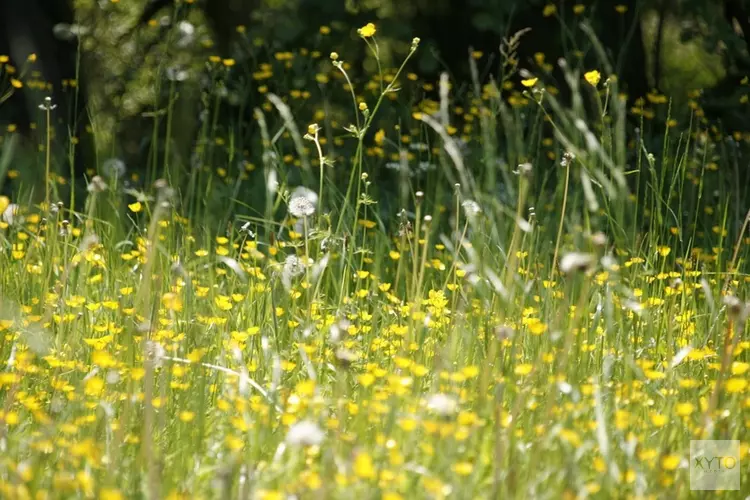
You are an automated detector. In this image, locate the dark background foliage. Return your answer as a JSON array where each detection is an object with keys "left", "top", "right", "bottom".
[{"left": 3, "top": 0, "right": 750, "bottom": 210}]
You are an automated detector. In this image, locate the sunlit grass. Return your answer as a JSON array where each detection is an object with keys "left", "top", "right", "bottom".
[{"left": 1, "top": 16, "right": 750, "bottom": 500}]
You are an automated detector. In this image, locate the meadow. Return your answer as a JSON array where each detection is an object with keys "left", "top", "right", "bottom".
[{"left": 1, "top": 16, "right": 750, "bottom": 500}]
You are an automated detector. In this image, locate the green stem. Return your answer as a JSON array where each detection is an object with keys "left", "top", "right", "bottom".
[{"left": 550, "top": 161, "right": 571, "bottom": 279}]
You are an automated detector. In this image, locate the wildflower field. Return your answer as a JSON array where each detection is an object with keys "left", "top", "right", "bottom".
[{"left": 1, "top": 11, "right": 750, "bottom": 500}]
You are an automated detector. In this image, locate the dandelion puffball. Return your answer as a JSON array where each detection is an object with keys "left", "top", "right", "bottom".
[
  {"left": 426, "top": 393, "right": 458, "bottom": 417},
  {"left": 559, "top": 252, "right": 596, "bottom": 275},
  {"left": 288, "top": 195, "right": 316, "bottom": 218},
  {"left": 285, "top": 420, "right": 324, "bottom": 447}
]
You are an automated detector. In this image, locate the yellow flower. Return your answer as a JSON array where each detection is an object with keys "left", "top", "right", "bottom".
[
  {"left": 573, "top": 4, "right": 585, "bottom": 14},
  {"left": 514, "top": 363, "right": 533, "bottom": 376},
  {"left": 452, "top": 461, "right": 474, "bottom": 476},
  {"left": 521, "top": 78, "right": 538, "bottom": 88},
  {"left": 187, "top": 348, "right": 206, "bottom": 363},
  {"left": 178, "top": 411, "right": 195, "bottom": 422},
  {"left": 374, "top": 128, "right": 385, "bottom": 145},
  {"left": 731, "top": 361, "right": 749, "bottom": 375},
  {"left": 584, "top": 70, "right": 601, "bottom": 86},
  {"left": 725, "top": 378, "right": 748, "bottom": 393},
  {"left": 359, "top": 23, "right": 376, "bottom": 38},
  {"left": 661, "top": 454, "right": 680, "bottom": 471},
  {"left": 354, "top": 452, "right": 376, "bottom": 479},
  {"left": 128, "top": 201, "right": 143, "bottom": 213},
  {"left": 84, "top": 376, "right": 104, "bottom": 397},
  {"left": 162, "top": 292, "right": 183, "bottom": 312},
  {"left": 4, "top": 411, "right": 19, "bottom": 425},
  {"left": 302, "top": 471, "right": 323, "bottom": 490},
  {"left": 650, "top": 412, "right": 667, "bottom": 427},
  {"left": 543, "top": 4, "right": 557, "bottom": 17},
  {"left": 615, "top": 4, "right": 628, "bottom": 14},
  {"left": 675, "top": 402, "right": 694, "bottom": 417},
  {"left": 215, "top": 296, "right": 233, "bottom": 311},
  {"left": 559, "top": 429, "right": 581, "bottom": 447},
  {"left": 358, "top": 373, "right": 376, "bottom": 387},
  {"left": 225, "top": 435, "right": 244, "bottom": 451},
  {"left": 657, "top": 246, "right": 671, "bottom": 257},
  {"left": 100, "top": 489, "right": 124, "bottom": 500}
]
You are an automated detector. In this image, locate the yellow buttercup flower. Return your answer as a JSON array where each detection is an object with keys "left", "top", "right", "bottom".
[
  {"left": 359, "top": 23, "right": 376, "bottom": 38},
  {"left": 584, "top": 70, "right": 601, "bottom": 86}
]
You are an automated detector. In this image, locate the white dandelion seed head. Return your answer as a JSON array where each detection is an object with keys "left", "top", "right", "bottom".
[
  {"left": 53, "top": 23, "right": 89, "bottom": 41},
  {"left": 559, "top": 252, "right": 596, "bottom": 275},
  {"left": 560, "top": 150, "right": 576, "bottom": 167},
  {"left": 166, "top": 66, "right": 189, "bottom": 82},
  {"left": 590, "top": 231, "right": 608, "bottom": 247},
  {"left": 292, "top": 186, "right": 319, "bottom": 206},
  {"left": 288, "top": 195, "right": 316, "bottom": 218},
  {"left": 78, "top": 233, "right": 100, "bottom": 252},
  {"left": 102, "top": 158, "right": 126, "bottom": 180},
  {"left": 87, "top": 175, "right": 108, "bottom": 193},
  {"left": 461, "top": 200, "right": 481, "bottom": 218},
  {"left": 283, "top": 255, "right": 305, "bottom": 278},
  {"left": 426, "top": 393, "right": 458, "bottom": 417},
  {"left": 517, "top": 162, "right": 533, "bottom": 175},
  {"left": 106, "top": 370, "right": 120, "bottom": 384},
  {"left": 38, "top": 96, "right": 57, "bottom": 111},
  {"left": 281, "top": 254, "right": 305, "bottom": 290},
  {"left": 723, "top": 294, "right": 749, "bottom": 322},
  {"left": 285, "top": 420, "right": 324, "bottom": 447},
  {"left": 329, "top": 318, "right": 350, "bottom": 343},
  {"left": 624, "top": 299, "right": 643, "bottom": 315},
  {"left": 145, "top": 341, "right": 166, "bottom": 368},
  {"left": 600, "top": 255, "right": 617, "bottom": 270},
  {"left": 516, "top": 217, "right": 532, "bottom": 233},
  {"left": 176, "top": 21, "right": 195, "bottom": 47}
]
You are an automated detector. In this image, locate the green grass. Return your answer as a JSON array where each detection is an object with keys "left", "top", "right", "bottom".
[{"left": 1, "top": 18, "right": 749, "bottom": 500}]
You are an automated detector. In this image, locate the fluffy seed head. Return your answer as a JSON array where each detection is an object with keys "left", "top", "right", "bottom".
[
  {"left": 559, "top": 252, "right": 596, "bottom": 275},
  {"left": 288, "top": 195, "right": 316, "bottom": 218},
  {"left": 426, "top": 393, "right": 458, "bottom": 417},
  {"left": 286, "top": 420, "right": 324, "bottom": 446}
]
